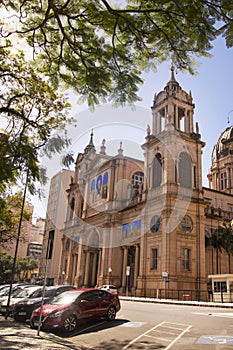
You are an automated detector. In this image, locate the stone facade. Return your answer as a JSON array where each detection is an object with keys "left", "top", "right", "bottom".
[{"left": 46, "top": 71, "right": 233, "bottom": 300}]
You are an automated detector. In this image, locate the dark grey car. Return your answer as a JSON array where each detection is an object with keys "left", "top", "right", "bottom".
[{"left": 13, "top": 285, "right": 75, "bottom": 322}]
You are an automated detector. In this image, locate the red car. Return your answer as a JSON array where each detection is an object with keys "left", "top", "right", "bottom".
[{"left": 30, "top": 288, "right": 121, "bottom": 333}]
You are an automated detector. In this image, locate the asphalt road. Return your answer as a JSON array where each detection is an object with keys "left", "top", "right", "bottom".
[{"left": 62, "top": 300, "right": 233, "bottom": 349}]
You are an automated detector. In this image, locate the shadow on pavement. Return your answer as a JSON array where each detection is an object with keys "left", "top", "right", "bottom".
[
  {"left": 0, "top": 316, "right": 86, "bottom": 349},
  {"left": 57, "top": 318, "right": 130, "bottom": 338}
]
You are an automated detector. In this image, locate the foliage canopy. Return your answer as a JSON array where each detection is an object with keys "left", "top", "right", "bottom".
[
  {"left": 0, "top": 251, "right": 38, "bottom": 282},
  {"left": 1, "top": 0, "right": 233, "bottom": 107},
  {"left": 0, "top": 45, "right": 72, "bottom": 194}
]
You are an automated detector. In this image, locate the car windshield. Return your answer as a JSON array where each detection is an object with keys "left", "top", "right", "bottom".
[
  {"left": 50, "top": 291, "right": 82, "bottom": 305},
  {"left": 13, "top": 287, "right": 39, "bottom": 298},
  {"left": 12, "top": 288, "right": 24, "bottom": 297},
  {"left": 30, "top": 288, "right": 43, "bottom": 298},
  {"left": 0, "top": 286, "right": 9, "bottom": 296},
  {"left": 44, "top": 289, "right": 56, "bottom": 297}
]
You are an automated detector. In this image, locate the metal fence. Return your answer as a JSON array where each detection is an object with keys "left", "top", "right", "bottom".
[{"left": 122, "top": 288, "right": 224, "bottom": 303}]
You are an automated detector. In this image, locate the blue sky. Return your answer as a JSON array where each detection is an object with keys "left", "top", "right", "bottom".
[{"left": 32, "top": 35, "right": 233, "bottom": 219}]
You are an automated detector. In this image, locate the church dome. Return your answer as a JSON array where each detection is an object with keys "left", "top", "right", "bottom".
[{"left": 211, "top": 125, "right": 233, "bottom": 163}]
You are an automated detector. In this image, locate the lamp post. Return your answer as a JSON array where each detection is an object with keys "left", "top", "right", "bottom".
[
  {"left": 37, "top": 233, "right": 52, "bottom": 336},
  {"left": 108, "top": 267, "right": 112, "bottom": 284},
  {"left": 62, "top": 271, "right": 65, "bottom": 285}
]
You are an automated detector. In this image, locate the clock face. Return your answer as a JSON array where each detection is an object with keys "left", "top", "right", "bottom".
[
  {"left": 150, "top": 215, "right": 160, "bottom": 233},
  {"left": 180, "top": 215, "right": 193, "bottom": 233}
]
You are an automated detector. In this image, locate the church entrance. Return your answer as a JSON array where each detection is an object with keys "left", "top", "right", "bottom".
[{"left": 127, "top": 246, "right": 135, "bottom": 292}]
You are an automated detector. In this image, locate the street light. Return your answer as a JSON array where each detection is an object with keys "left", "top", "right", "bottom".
[
  {"left": 108, "top": 267, "right": 112, "bottom": 284},
  {"left": 62, "top": 271, "right": 65, "bottom": 285}
]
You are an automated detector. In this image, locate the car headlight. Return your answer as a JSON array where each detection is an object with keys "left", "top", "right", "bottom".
[{"left": 48, "top": 310, "right": 63, "bottom": 318}]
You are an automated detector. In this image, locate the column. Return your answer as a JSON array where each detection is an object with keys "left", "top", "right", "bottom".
[
  {"left": 228, "top": 167, "right": 231, "bottom": 193},
  {"left": 122, "top": 246, "right": 128, "bottom": 288},
  {"left": 190, "top": 109, "right": 194, "bottom": 133},
  {"left": 71, "top": 254, "right": 77, "bottom": 285},
  {"left": 84, "top": 251, "right": 91, "bottom": 286},
  {"left": 91, "top": 252, "right": 98, "bottom": 286},
  {"left": 175, "top": 105, "right": 179, "bottom": 130},
  {"left": 75, "top": 240, "right": 83, "bottom": 287},
  {"left": 64, "top": 243, "right": 72, "bottom": 284},
  {"left": 97, "top": 249, "right": 102, "bottom": 276},
  {"left": 184, "top": 109, "right": 188, "bottom": 133},
  {"left": 157, "top": 111, "right": 162, "bottom": 134},
  {"left": 133, "top": 245, "right": 140, "bottom": 288}
]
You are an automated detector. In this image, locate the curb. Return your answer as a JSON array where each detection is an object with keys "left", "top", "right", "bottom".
[{"left": 119, "top": 296, "right": 233, "bottom": 308}]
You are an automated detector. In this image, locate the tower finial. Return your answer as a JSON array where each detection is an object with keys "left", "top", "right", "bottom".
[
  {"left": 84, "top": 129, "right": 96, "bottom": 154},
  {"left": 117, "top": 141, "right": 123, "bottom": 157},
  {"left": 165, "top": 64, "right": 179, "bottom": 93},
  {"left": 170, "top": 64, "right": 175, "bottom": 81}
]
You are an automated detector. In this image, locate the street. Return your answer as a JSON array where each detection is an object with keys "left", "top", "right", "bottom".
[
  {"left": 1, "top": 300, "right": 233, "bottom": 349},
  {"left": 64, "top": 300, "right": 233, "bottom": 349}
]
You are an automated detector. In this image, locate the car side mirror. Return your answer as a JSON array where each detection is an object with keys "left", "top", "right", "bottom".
[{"left": 77, "top": 299, "right": 87, "bottom": 305}]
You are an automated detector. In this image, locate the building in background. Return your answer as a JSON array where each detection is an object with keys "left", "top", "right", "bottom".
[
  {"left": 43, "top": 70, "right": 233, "bottom": 300},
  {"left": 39, "top": 169, "right": 74, "bottom": 286},
  {"left": 27, "top": 217, "right": 45, "bottom": 259}
]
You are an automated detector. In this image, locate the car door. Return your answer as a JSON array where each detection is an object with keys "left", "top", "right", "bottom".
[
  {"left": 75, "top": 291, "right": 98, "bottom": 321},
  {"left": 93, "top": 290, "right": 110, "bottom": 317}
]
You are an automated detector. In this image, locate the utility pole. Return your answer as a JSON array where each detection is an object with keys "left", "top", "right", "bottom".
[
  {"left": 37, "top": 235, "right": 52, "bottom": 336},
  {"left": 5, "top": 169, "right": 29, "bottom": 319}
]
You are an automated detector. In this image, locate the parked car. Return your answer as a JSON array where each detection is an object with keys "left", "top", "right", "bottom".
[
  {"left": 0, "top": 283, "right": 31, "bottom": 297},
  {"left": 100, "top": 285, "right": 118, "bottom": 294},
  {"left": 30, "top": 288, "right": 121, "bottom": 333},
  {"left": 0, "top": 285, "right": 42, "bottom": 315},
  {"left": 13, "top": 285, "right": 75, "bottom": 322}
]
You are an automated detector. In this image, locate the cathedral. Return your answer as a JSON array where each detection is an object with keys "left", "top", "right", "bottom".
[{"left": 43, "top": 69, "right": 233, "bottom": 302}]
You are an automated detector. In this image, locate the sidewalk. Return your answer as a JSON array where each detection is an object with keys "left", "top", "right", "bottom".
[{"left": 0, "top": 316, "right": 88, "bottom": 350}]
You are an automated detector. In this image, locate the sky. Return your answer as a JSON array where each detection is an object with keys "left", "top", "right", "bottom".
[{"left": 31, "top": 35, "right": 233, "bottom": 220}]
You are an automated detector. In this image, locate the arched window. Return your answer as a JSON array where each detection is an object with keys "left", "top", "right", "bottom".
[
  {"left": 152, "top": 153, "right": 162, "bottom": 188},
  {"left": 132, "top": 171, "right": 144, "bottom": 186},
  {"left": 179, "top": 152, "right": 192, "bottom": 188},
  {"left": 131, "top": 172, "right": 144, "bottom": 198},
  {"left": 69, "top": 197, "right": 75, "bottom": 221}
]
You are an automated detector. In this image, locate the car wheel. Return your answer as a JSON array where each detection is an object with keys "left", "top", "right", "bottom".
[
  {"left": 13, "top": 315, "right": 22, "bottom": 322},
  {"left": 30, "top": 320, "right": 37, "bottom": 329},
  {"left": 63, "top": 314, "right": 78, "bottom": 333},
  {"left": 106, "top": 306, "right": 116, "bottom": 321}
]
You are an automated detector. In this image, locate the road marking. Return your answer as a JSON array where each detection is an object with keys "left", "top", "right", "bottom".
[
  {"left": 193, "top": 312, "right": 233, "bottom": 318},
  {"left": 196, "top": 335, "right": 233, "bottom": 345},
  {"left": 209, "top": 313, "right": 233, "bottom": 318},
  {"left": 122, "top": 321, "right": 166, "bottom": 350},
  {"left": 120, "top": 321, "right": 146, "bottom": 328},
  {"left": 164, "top": 324, "right": 192, "bottom": 350},
  {"left": 122, "top": 321, "right": 191, "bottom": 350}
]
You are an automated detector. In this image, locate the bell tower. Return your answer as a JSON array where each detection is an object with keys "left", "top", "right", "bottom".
[
  {"left": 140, "top": 68, "right": 207, "bottom": 297},
  {"left": 152, "top": 67, "right": 194, "bottom": 135},
  {"left": 147, "top": 67, "right": 205, "bottom": 193}
]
